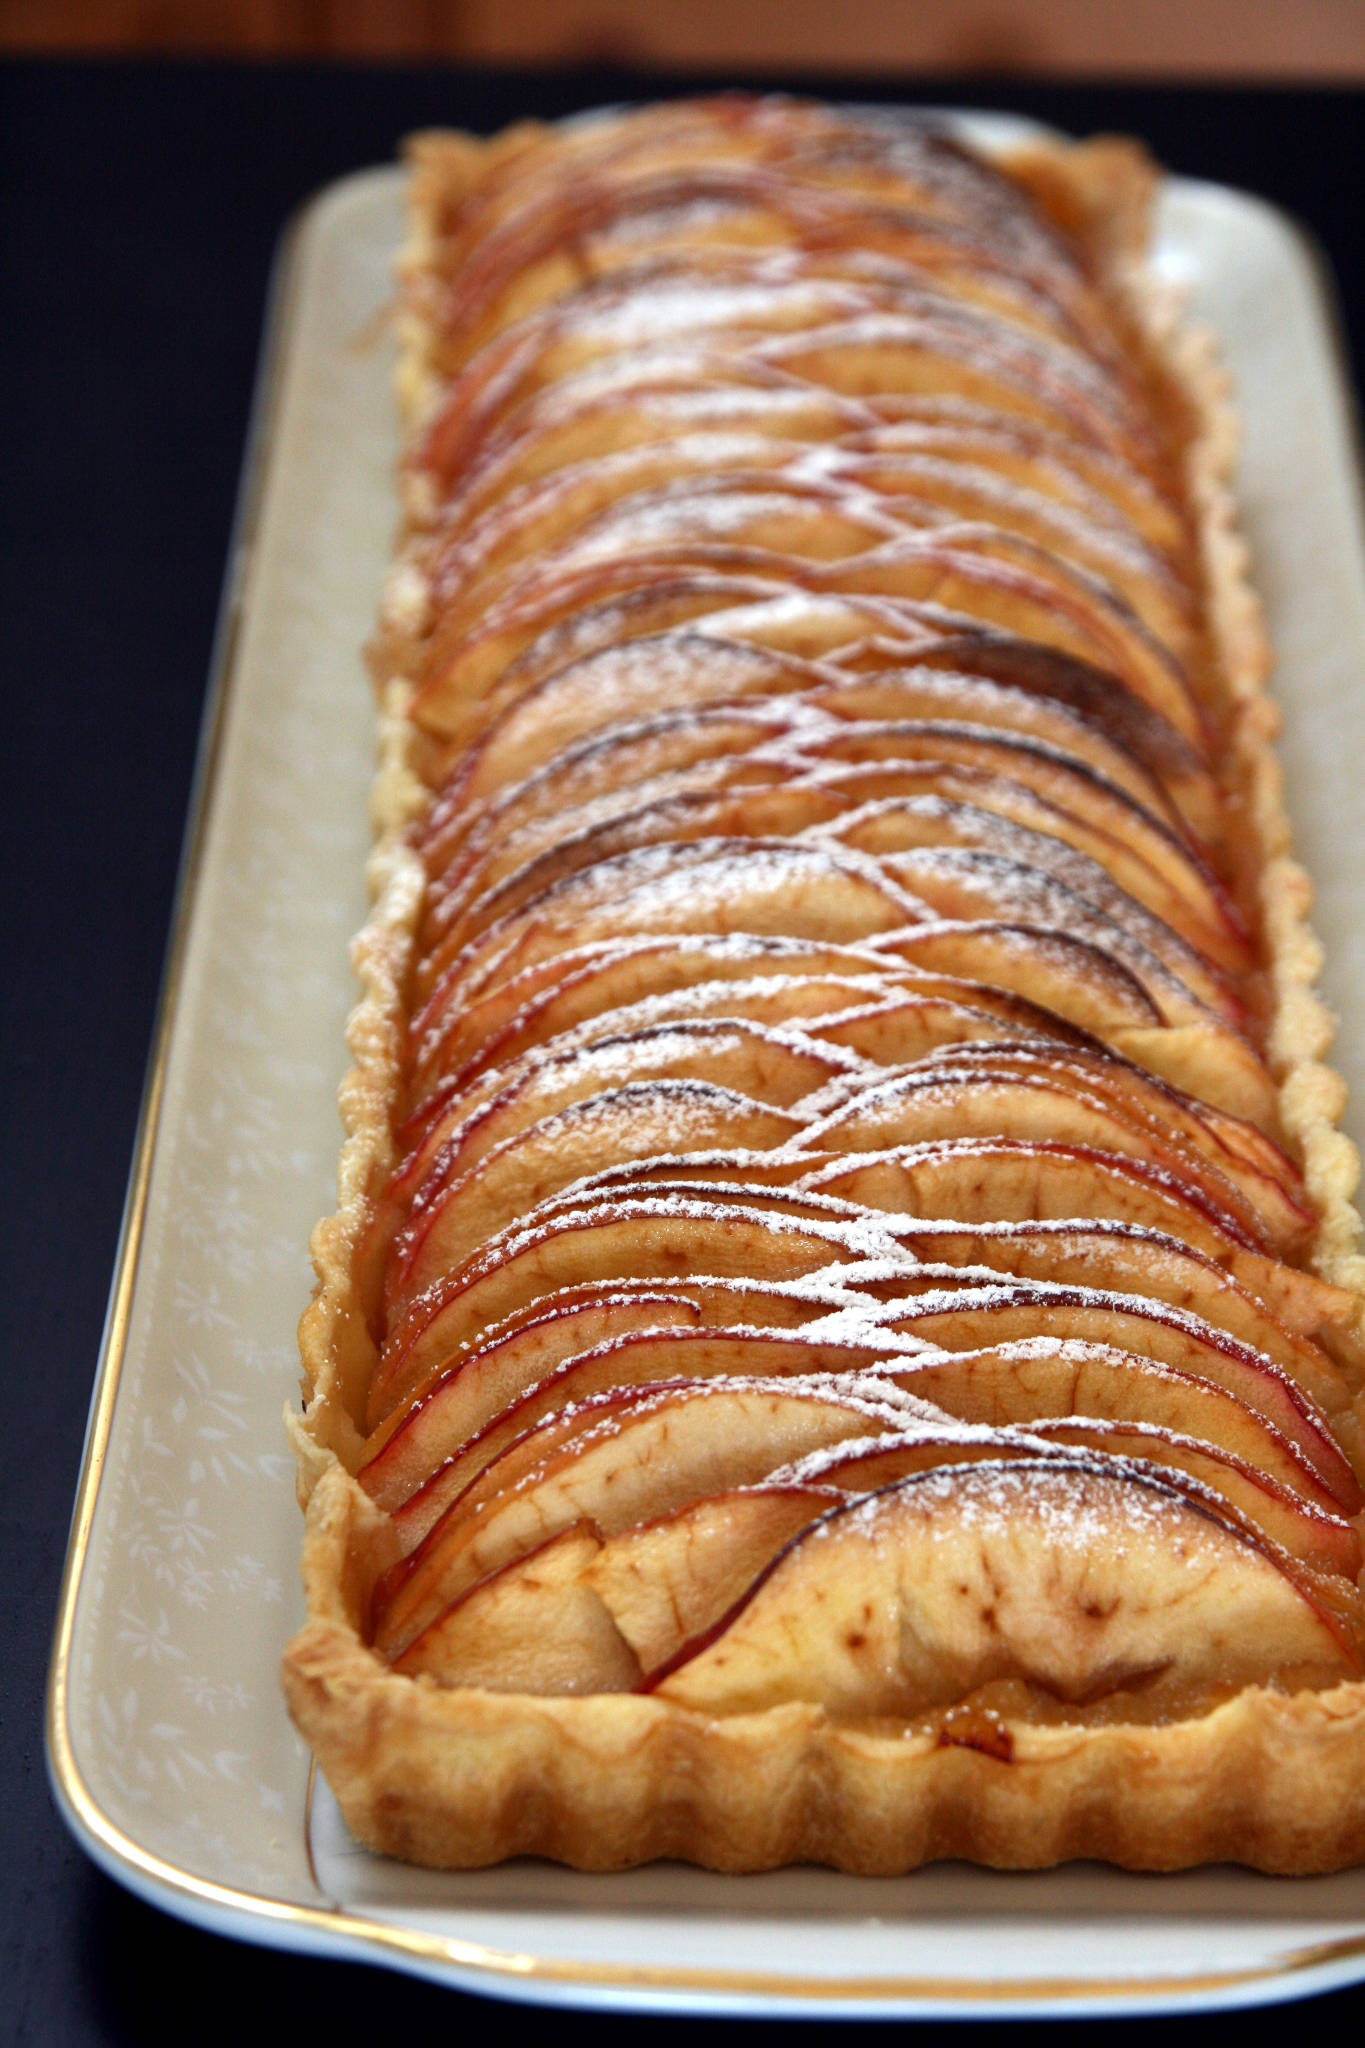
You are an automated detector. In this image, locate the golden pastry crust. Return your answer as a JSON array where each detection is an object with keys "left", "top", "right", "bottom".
[
  {"left": 287, "top": 1466, "right": 1365, "bottom": 1872},
  {"left": 283, "top": 104, "right": 1365, "bottom": 1874}
]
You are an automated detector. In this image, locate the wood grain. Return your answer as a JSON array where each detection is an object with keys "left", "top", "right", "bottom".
[{"left": 2, "top": 0, "right": 1363, "bottom": 78}]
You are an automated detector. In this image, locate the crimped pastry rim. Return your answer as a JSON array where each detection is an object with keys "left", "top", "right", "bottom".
[{"left": 283, "top": 108, "right": 1365, "bottom": 1875}]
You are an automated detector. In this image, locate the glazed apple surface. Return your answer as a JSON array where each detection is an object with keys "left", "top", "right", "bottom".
[{"left": 285, "top": 99, "right": 1365, "bottom": 1877}]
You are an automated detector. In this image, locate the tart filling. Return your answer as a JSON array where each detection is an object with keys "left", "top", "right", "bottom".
[{"left": 283, "top": 97, "right": 1365, "bottom": 1874}]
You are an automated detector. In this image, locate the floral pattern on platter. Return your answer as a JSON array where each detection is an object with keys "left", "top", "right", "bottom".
[{"left": 64, "top": 176, "right": 403, "bottom": 1901}]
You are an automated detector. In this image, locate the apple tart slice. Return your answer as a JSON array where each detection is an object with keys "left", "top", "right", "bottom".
[{"left": 284, "top": 97, "right": 1365, "bottom": 1874}]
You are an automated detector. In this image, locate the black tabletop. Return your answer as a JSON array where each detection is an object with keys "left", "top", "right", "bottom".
[{"left": 5, "top": 58, "right": 1365, "bottom": 2045}]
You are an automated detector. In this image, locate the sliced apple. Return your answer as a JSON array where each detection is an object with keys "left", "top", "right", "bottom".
[
  {"left": 393, "top": 1522, "right": 643, "bottom": 1693},
  {"left": 800, "top": 1134, "right": 1242, "bottom": 1242},
  {"left": 370, "top": 1195, "right": 903, "bottom": 1426},
  {"left": 794, "top": 1141, "right": 1364, "bottom": 1355},
  {"left": 412, "top": 838, "right": 922, "bottom": 1014},
  {"left": 446, "top": 357, "right": 1165, "bottom": 537},
  {"left": 364, "top": 1296, "right": 720, "bottom": 1513},
  {"left": 404, "top": 933, "right": 889, "bottom": 1110},
  {"left": 426, "top": 104, "right": 1117, "bottom": 327},
  {"left": 813, "top": 787, "right": 1247, "bottom": 981},
  {"left": 872, "top": 1338, "right": 1356, "bottom": 1512},
  {"left": 520, "top": 1173, "right": 879, "bottom": 1236},
  {"left": 767, "top": 1418, "right": 1359, "bottom": 1580},
  {"left": 850, "top": 397, "right": 1188, "bottom": 555},
  {"left": 415, "top": 498, "right": 1205, "bottom": 769},
  {"left": 877, "top": 919, "right": 1162, "bottom": 1033},
  {"left": 499, "top": 1191, "right": 1346, "bottom": 1413},
  {"left": 450, "top": 629, "right": 825, "bottom": 806},
  {"left": 409, "top": 979, "right": 1065, "bottom": 1143},
  {"left": 381, "top": 1081, "right": 808, "bottom": 1327},
  {"left": 413, "top": 693, "right": 787, "bottom": 877},
  {"left": 428, "top": 194, "right": 1123, "bottom": 407},
  {"left": 410, "top": 515, "right": 1196, "bottom": 750},
  {"left": 432, "top": 433, "right": 841, "bottom": 600},
  {"left": 369, "top": 1266, "right": 877, "bottom": 1462},
  {"left": 887, "top": 1039, "right": 1298, "bottom": 1204},
  {"left": 757, "top": 304, "right": 1158, "bottom": 476},
  {"left": 406, "top": 932, "right": 1085, "bottom": 1114},
  {"left": 650, "top": 1457, "right": 1363, "bottom": 1716},
  {"left": 850, "top": 1283, "right": 1355, "bottom": 1491},
  {"left": 433, "top": 781, "right": 865, "bottom": 956},
  {"left": 405, "top": 964, "right": 890, "bottom": 1131},
  {"left": 387, "top": 1325, "right": 949, "bottom": 1549},
  {"left": 898, "top": 634, "right": 1218, "bottom": 836},
  {"left": 419, "top": 709, "right": 796, "bottom": 922},
  {"left": 872, "top": 844, "right": 1229, "bottom": 1022},
  {"left": 810, "top": 976, "right": 1272, "bottom": 1129},
  {"left": 528, "top": 1149, "right": 820, "bottom": 1211},
  {"left": 812, "top": 1037, "right": 1306, "bottom": 1224},
  {"left": 445, "top": 379, "right": 876, "bottom": 529},
  {"left": 796, "top": 717, "right": 1224, "bottom": 941},
  {"left": 396, "top": 1013, "right": 855, "bottom": 1223},
  {"left": 425, "top": 646, "right": 1199, "bottom": 893},
  {"left": 800, "top": 1065, "right": 1278, "bottom": 1254},
  {"left": 998, "top": 1420, "right": 1362, "bottom": 1580},
  {"left": 445, "top": 485, "right": 998, "bottom": 651},
  {"left": 371, "top": 1373, "right": 919, "bottom": 1661},
  {"left": 459, "top": 1214, "right": 1348, "bottom": 1433},
  {"left": 431, "top": 766, "right": 1245, "bottom": 994},
  {"left": 421, "top": 731, "right": 1192, "bottom": 968},
  {"left": 1101, "top": 1022, "right": 1277, "bottom": 1131},
  {"left": 419, "top": 520, "right": 877, "bottom": 718},
  {"left": 412, "top": 566, "right": 831, "bottom": 739},
  {"left": 829, "top": 527, "right": 1201, "bottom": 742},
  {"left": 579, "top": 1483, "right": 844, "bottom": 1677},
  {"left": 858, "top": 928, "right": 1280, "bottom": 1123},
  {"left": 857, "top": 1217, "right": 1345, "bottom": 1407},
  {"left": 437, "top": 675, "right": 1203, "bottom": 946},
  {"left": 817, "top": 445, "right": 1191, "bottom": 653},
  {"left": 421, "top": 282, "right": 1155, "bottom": 591},
  {"left": 403, "top": 1422, "right": 1107, "bottom": 1696},
  {"left": 418, "top": 269, "right": 900, "bottom": 500}
]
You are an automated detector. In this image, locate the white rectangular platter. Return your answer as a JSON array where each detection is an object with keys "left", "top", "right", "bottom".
[{"left": 47, "top": 120, "right": 1365, "bottom": 2017}]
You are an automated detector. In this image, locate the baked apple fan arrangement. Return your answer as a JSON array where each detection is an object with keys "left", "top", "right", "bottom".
[{"left": 283, "top": 96, "right": 1365, "bottom": 1875}]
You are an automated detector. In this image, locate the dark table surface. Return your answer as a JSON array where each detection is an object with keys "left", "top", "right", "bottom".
[{"left": 5, "top": 57, "right": 1365, "bottom": 2045}]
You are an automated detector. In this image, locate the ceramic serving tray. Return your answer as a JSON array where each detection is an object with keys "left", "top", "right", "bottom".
[{"left": 46, "top": 117, "right": 1365, "bottom": 2017}]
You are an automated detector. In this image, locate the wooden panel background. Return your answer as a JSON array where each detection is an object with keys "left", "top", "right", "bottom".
[{"left": 2, "top": 0, "right": 1364, "bottom": 77}]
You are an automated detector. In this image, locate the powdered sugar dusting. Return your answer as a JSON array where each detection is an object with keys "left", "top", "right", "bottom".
[{"left": 325, "top": 99, "right": 1365, "bottom": 1742}]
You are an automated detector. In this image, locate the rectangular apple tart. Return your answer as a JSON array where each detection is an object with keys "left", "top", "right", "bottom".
[{"left": 283, "top": 97, "right": 1365, "bottom": 1874}]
